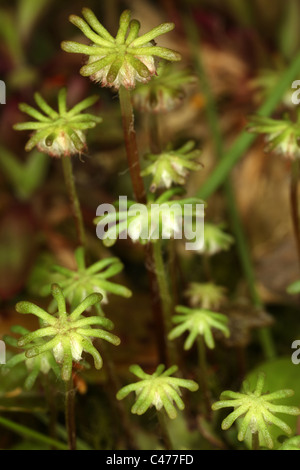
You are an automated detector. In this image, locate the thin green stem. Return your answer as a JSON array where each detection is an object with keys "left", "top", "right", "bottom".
[
  {"left": 65, "top": 375, "right": 76, "bottom": 450},
  {"left": 61, "top": 156, "right": 86, "bottom": 247},
  {"left": 0, "top": 415, "right": 68, "bottom": 450},
  {"left": 290, "top": 159, "right": 300, "bottom": 273},
  {"left": 182, "top": 8, "right": 275, "bottom": 360}
]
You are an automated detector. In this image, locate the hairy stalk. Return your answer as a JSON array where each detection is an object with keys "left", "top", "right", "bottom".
[
  {"left": 196, "top": 336, "right": 212, "bottom": 418},
  {"left": 182, "top": 8, "right": 275, "bottom": 359},
  {"left": 61, "top": 156, "right": 86, "bottom": 247},
  {"left": 157, "top": 411, "right": 173, "bottom": 450},
  {"left": 65, "top": 375, "right": 76, "bottom": 450},
  {"left": 118, "top": 86, "right": 146, "bottom": 204},
  {"left": 152, "top": 240, "right": 177, "bottom": 365},
  {"left": 252, "top": 431, "right": 259, "bottom": 451},
  {"left": 118, "top": 86, "right": 168, "bottom": 363},
  {"left": 290, "top": 159, "right": 300, "bottom": 273}
]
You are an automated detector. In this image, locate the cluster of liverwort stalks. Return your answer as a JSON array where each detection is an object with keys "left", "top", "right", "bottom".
[{"left": 6, "top": 7, "right": 300, "bottom": 451}]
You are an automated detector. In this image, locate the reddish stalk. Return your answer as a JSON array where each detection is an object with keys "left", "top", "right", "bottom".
[{"left": 118, "top": 85, "right": 168, "bottom": 364}]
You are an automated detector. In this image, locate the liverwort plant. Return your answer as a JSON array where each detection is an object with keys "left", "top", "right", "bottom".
[
  {"left": 249, "top": 67, "right": 296, "bottom": 110},
  {"left": 13, "top": 88, "right": 102, "bottom": 246},
  {"left": 196, "top": 222, "right": 234, "bottom": 281},
  {"left": 5, "top": 0, "right": 300, "bottom": 452},
  {"left": 199, "top": 222, "right": 234, "bottom": 256},
  {"left": 62, "top": 8, "right": 182, "bottom": 365},
  {"left": 13, "top": 88, "right": 101, "bottom": 157},
  {"left": 95, "top": 187, "right": 205, "bottom": 364},
  {"left": 141, "top": 141, "right": 203, "bottom": 193},
  {"left": 247, "top": 112, "right": 300, "bottom": 159},
  {"left": 61, "top": 9, "right": 181, "bottom": 90},
  {"left": 132, "top": 61, "right": 197, "bottom": 114},
  {"left": 61, "top": 7, "right": 181, "bottom": 204},
  {"left": 168, "top": 305, "right": 230, "bottom": 415},
  {"left": 212, "top": 372, "right": 300, "bottom": 449},
  {"left": 184, "top": 282, "right": 227, "bottom": 310},
  {"left": 14, "top": 283, "right": 120, "bottom": 450},
  {"left": 95, "top": 188, "right": 204, "bottom": 248},
  {"left": 168, "top": 305, "right": 230, "bottom": 351},
  {"left": 117, "top": 364, "right": 198, "bottom": 419},
  {"left": 248, "top": 111, "right": 300, "bottom": 273},
  {"left": 117, "top": 364, "right": 198, "bottom": 449},
  {"left": 61, "top": 7, "right": 181, "bottom": 201},
  {"left": 15, "top": 284, "right": 120, "bottom": 381},
  {"left": 132, "top": 61, "right": 197, "bottom": 154},
  {"left": 41, "top": 246, "right": 132, "bottom": 312}
]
